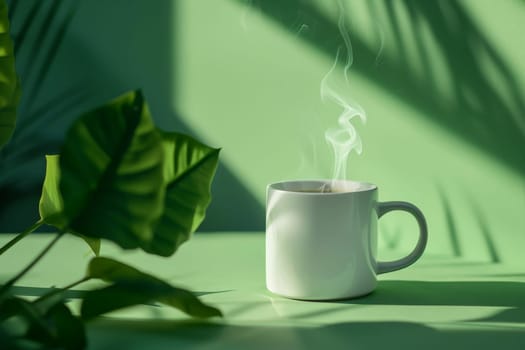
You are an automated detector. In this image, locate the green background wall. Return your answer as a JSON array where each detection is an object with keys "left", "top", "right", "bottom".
[{"left": 1, "top": 0, "right": 524, "bottom": 264}]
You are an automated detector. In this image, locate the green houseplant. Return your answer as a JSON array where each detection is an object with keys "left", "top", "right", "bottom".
[{"left": 0, "top": 2, "right": 222, "bottom": 349}]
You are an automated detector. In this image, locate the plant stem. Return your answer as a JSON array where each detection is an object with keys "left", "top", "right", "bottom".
[
  {"left": 0, "top": 231, "right": 65, "bottom": 297},
  {"left": 35, "top": 276, "right": 91, "bottom": 305},
  {"left": 61, "top": 276, "right": 91, "bottom": 291},
  {"left": 0, "top": 220, "right": 45, "bottom": 255}
]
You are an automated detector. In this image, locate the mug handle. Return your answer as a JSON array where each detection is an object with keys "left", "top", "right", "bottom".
[{"left": 376, "top": 201, "right": 428, "bottom": 274}]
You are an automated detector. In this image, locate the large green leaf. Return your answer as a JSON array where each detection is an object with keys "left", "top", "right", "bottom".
[
  {"left": 143, "top": 132, "right": 220, "bottom": 256},
  {"left": 0, "top": 1, "right": 20, "bottom": 150},
  {"left": 39, "top": 154, "right": 100, "bottom": 255},
  {"left": 82, "top": 257, "right": 222, "bottom": 319},
  {"left": 58, "top": 90, "right": 165, "bottom": 249}
]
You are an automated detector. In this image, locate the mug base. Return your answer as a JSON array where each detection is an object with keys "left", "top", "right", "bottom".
[{"left": 267, "top": 288, "right": 375, "bottom": 301}]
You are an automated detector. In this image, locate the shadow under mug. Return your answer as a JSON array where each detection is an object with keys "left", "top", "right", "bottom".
[{"left": 266, "top": 180, "right": 428, "bottom": 300}]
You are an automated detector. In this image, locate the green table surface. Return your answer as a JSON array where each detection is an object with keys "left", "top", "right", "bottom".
[{"left": 1, "top": 233, "right": 524, "bottom": 349}]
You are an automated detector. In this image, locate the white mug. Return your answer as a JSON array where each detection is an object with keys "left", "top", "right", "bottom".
[{"left": 266, "top": 179, "right": 428, "bottom": 300}]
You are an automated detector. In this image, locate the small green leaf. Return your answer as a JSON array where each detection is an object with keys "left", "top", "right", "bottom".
[
  {"left": 59, "top": 90, "right": 165, "bottom": 249},
  {"left": 86, "top": 256, "right": 146, "bottom": 282},
  {"left": 0, "top": 296, "right": 86, "bottom": 350},
  {"left": 38, "top": 155, "right": 100, "bottom": 255},
  {"left": 0, "top": 297, "right": 43, "bottom": 325},
  {"left": 75, "top": 233, "right": 101, "bottom": 256},
  {"left": 83, "top": 257, "right": 221, "bottom": 319},
  {"left": 27, "top": 303, "right": 86, "bottom": 350},
  {"left": 144, "top": 132, "right": 220, "bottom": 256},
  {"left": 0, "top": 1, "right": 21, "bottom": 150},
  {"left": 39, "top": 155, "right": 66, "bottom": 228},
  {"left": 0, "top": 297, "right": 49, "bottom": 347}
]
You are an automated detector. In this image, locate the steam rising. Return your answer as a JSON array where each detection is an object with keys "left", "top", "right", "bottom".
[
  {"left": 336, "top": 0, "right": 353, "bottom": 80},
  {"left": 321, "top": 1, "right": 366, "bottom": 190}
]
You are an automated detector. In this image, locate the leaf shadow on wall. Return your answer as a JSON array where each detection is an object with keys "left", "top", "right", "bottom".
[{"left": 238, "top": 0, "right": 525, "bottom": 176}]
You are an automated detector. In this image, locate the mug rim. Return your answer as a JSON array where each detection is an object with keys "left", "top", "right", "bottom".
[{"left": 268, "top": 179, "right": 377, "bottom": 194}]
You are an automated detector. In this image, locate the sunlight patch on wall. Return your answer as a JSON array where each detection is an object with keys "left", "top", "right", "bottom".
[{"left": 173, "top": 0, "right": 524, "bottom": 264}]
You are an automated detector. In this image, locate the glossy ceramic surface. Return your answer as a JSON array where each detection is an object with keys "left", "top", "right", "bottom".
[{"left": 266, "top": 180, "right": 427, "bottom": 300}]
